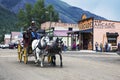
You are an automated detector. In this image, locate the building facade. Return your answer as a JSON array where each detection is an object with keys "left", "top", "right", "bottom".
[
  {"left": 4, "top": 34, "right": 11, "bottom": 44},
  {"left": 93, "top": 20, "right": 120, "bottom": 50},
  {"left": 68, "top": 14, "right": 120, "bottom": 51},
  {"left": 41, "top": 21, "right": 79, "bottom": 49}
]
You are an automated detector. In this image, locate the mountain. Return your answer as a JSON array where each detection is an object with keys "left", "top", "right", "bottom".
[
  {"left": 0, "top": 0, "right": 106, "bottom": 24},
  {"left": 0, "top": 5, "right": 20, "bottom": 42}
]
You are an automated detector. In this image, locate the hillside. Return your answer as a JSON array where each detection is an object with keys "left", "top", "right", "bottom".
[
  {"left": 0, "top": 5, "right": 20, "bottom": 42},
  {"left": 0, "top": 0, "right": 107, "bottom": 42},
  {"left": 0, "top": 0, "right": 106, "bottom": 23}
]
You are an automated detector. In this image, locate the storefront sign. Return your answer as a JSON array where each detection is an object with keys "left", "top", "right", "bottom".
[
  {"left": 78, "top": 18, "right": 93, "bottom": 30},
  {"left": 94, "top": 20, "right": 115, "bottom": 29}
]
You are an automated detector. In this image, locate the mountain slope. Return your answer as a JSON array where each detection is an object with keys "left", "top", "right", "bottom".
[
  {"left": 0, "top": 5, "right": 20, "bottom": 42},
  {"left": 0, "top": 0, "right": 106, "bottom": 23},
  {"left": 45, "top": 0, "right": 106, "bottom": 23}
]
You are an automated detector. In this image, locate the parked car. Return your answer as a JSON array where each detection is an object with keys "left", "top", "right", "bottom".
[
  {"left": 9, "top": 43, "right": 15, "bottom": 49},
  {"left": 1, "top": 44, "right": 9, "bottom": 49},
  {"left": 9, "top": 43, "right": 18, "bottom": 49}
]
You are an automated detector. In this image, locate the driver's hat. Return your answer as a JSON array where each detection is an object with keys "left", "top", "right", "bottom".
[{"left": 31, "top": 21, "right": 35, "bottom": 23}]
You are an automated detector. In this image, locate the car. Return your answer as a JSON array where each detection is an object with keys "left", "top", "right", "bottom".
[
  {"left": 9, "top": 43, "right": 18, "bottom": 49},
  {"left": 1, "top": 44, "right": 9, "bottom": 49},
  {"left": 9, "top": 43, "right": 15, "bottom": 49}
]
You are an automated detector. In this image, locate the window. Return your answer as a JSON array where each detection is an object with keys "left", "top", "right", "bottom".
[
  {"left": 107, "top": 37, "right": 117, "bottom": 46},
  {"left": 106, "top": 32, "right": 119, "bottom": 46}
]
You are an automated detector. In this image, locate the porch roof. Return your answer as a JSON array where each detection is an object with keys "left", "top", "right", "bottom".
[{"left": 67, "top": 28, "right": 93, "bottom": 34}]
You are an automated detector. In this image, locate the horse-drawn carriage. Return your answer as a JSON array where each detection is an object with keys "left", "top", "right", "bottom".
[{"left": 17, "top": 29, "right": 63, "bottom": 67}]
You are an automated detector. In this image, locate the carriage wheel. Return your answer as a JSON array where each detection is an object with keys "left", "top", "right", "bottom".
[
  {"left": 23, "top": 47, "right": 28, "bottom": 64},
  {"left": 18, "top": 43, "right": 22, "bottom": 62},
  {"left": 48, "top": 55, "right": 52, "bottom": 63}
]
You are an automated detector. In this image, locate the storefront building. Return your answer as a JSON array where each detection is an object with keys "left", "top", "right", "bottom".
[
  {"left": 41, "top": 21, "right": 79, "bottom": 47},
  {"left": 68, "top": 14, "right": 120, "bottom": 51},
  {"left": 93, "top": 20, "right": 119, "bottom": 51}
]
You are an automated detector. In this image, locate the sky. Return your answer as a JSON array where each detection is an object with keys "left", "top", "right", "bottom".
[{"left": 61, "top": 0, "right": 120, "bottom": 21}]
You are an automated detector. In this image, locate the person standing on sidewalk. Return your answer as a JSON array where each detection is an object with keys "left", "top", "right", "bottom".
[
  {"left": 100, "top": 43, "right": 103, "bottom": 52},
  {"left": 95, "top": 42, "right": 99, "bottom": 51},
  {"left": 118, "top": 41, "right": 120, "bottom": 52}
]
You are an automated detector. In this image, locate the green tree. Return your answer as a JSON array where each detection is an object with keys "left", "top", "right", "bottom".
[
  {"left": 46, "top": 5, "right": 59, "bottom": 22},
  {"left": 33, "top": 0, "right": 46, "bottom": 27},
  {"left": 17, "top": 0, "right": 59, "bottom": 30},
  {"left": 17, "top": 9, "right": 27, "bottom": 29},
  {"left": 25, "top": 3, "right": 33, "bottom": 27}
]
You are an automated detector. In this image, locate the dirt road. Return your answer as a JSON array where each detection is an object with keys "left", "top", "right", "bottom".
[{"left": 0, "top": 49, "right": 120, "bottom": 80}]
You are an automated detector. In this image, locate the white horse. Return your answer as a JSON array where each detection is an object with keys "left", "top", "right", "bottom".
[{"left": 32, "top": 35, "right": 50, "bottom": 67}]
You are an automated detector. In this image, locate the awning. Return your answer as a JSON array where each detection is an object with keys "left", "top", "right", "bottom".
[
  {"left": 67, "top": 28, "right": 93, "bottom": 34},
  {"left": 80, "top": 28, "right": 93, "bottom": 33},
  {"left": 106, "top": 32, "right": 119, "bottom": 37}
]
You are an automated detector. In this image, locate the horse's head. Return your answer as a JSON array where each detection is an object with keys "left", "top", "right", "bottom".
[
  {"left": 55, "top": 37, "right": 63, "bottom": 48},
  {"left": 42, "top": 35, "right": 50, "bottom": 44},
  {"left": 23, "top": 31, "right": 29, "bottom": 39}
]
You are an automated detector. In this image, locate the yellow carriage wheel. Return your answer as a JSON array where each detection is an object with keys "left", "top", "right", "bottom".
[
  {"left": 19, "top": 50, "right": 23, "bottom": 62},
  {"left": 48, "top": 55, "right": 52, "bottom": 63},
  {"left": 23, "top": 47, "right": 28, "bottom": 64},
  {"left": 18, "top": 43, "right": 22, "bottom": 62}
]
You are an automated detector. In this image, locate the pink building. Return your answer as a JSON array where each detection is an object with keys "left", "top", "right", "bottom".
[
  {"left": 41, "top": 21, "right": 78, "bottom": 30},
  {"left": 4, "top": 34, "right": 11, "bottom": 44},
  {"left": 41, "top": 21, "right": 79, "bottom": 48},
  {"left": 10, "top": 32, "right": 23, "bottom": 44},
  {"left": 68, "top": 14, "right": 120, "bottom": 51},
  {"left": 93, "top": 20, "right": 120, "bottom": 50}
]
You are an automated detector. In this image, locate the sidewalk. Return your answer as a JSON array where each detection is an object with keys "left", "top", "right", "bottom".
[{"left": 65, "top": 50, "right": 117, "bottom": 55}]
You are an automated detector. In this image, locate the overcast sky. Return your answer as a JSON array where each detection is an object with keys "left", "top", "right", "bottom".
[{"left": 61, "top": 0, "right": 120, "bottom": 21}]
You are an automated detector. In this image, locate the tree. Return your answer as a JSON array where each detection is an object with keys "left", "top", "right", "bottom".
[
  {"left": 25, "top": 3, "right": 33, "bottom": 27},
  {"left": 17, "top": 3, "right": 34, "bottom": 30},
  {"left": 17, "top": 0, "right": 59, "bottom": 30},
  {"left": 33, "top": 0, "right": 46, "bottom": 27},
  {"left": 46, "top": 5, "right": 59, "bottom": 22},
  {"left": 17, "top": 9, "right": 27, "bottom": 29}
]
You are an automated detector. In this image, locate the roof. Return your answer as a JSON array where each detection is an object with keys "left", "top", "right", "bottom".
[
  {"left": 4, "top": 34, "right": 11, "bottom": 38},
  {"left": 67, "top": 28, "right": 93, "bottom": 34},
  {"left": 80, "top": 28, "right": 93, "bottom": 33}
]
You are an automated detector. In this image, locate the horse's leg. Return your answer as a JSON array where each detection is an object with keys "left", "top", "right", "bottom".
[
  {"left": 52, "top": 55, "right": 56, "bottom": 66},
  {"left": 33, "top": 50, "right": 37, "bottom": 64},
  {"left": 34, "top": 54, "right": 37, "bottom": 63},
  {"left": 41, "top": 54, "right": 45, "bottom": 67},
  {"left": 36, "top": 49, "right": 40, "bottom": 65},
  {"left": 58, "top": 53, "right": 63, "bottom": 67},
  {"left": 40, "top": 50, "right": 45, "bottom": 67}
]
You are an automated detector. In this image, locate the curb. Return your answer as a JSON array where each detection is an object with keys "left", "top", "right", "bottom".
[{"left": 64, "top": 50, "right": 117, "bottom": 55}]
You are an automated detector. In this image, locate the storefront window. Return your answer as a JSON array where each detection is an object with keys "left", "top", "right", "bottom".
[
  {"left": 106, "top": 32, "right": 119, "bottom": 46},
  {"left": 107, "top": 37, "right": 117, "bottom": 46}
]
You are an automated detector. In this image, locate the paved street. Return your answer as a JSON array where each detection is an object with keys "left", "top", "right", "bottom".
[{"left": 0, "top": 49, "right": 120, "bottom": 80}]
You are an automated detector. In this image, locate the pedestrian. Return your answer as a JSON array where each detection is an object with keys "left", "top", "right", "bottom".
[
  {"left": 105, "top": 42, "right": 108, "bottom": 52},
  {"left": 118, "top": 41, "right": 120, "bottom": 52},
  {"left": 64, "top": 41, "right": 67, "bottom": 51},
  {"left": 95, "top": 42, "right": 99, "bottom": 51},
  {"left": 100, "top": 43, "right": 103, "bottom": 52},
  {"left": 108, "top": 43, "right": 111, "bottom": 52},
  {"left": 77, "top": 44, "right": 80, "bottom": 50},
  {"left": 72, "top": 40, "right": 76, "bottom": 50}
]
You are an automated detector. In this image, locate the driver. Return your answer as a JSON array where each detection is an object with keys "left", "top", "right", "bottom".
[{"left": 27, "top": 21, "right": 38, "bottom": 41}]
